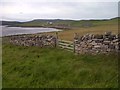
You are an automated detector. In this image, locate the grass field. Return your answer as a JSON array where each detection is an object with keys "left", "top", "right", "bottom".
[
  {"left": 29, "top": 17, "right": 118, "bottom": 41},
  {"left": 13, "top": 17, "right": 118, "bottom": 28},
  {"left": 39, "top": 24, "right": 118, "bottom": 41},
  {"left": 2, "top": 37, "right": 118, "bottom": 88},
  {"left": 2, "top": 17, "right": 119, "bottom": 41},
  {"left": 0, "top": 38, "right": 2, "bottom": 89},
  {"left": 2, "top": 18, "right": 119, "bottom": 88}
]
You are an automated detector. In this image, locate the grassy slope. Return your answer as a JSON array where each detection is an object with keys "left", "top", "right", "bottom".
[
  {"left": 15, "top": 20, "right": 74, "bottom": 27},
  {"left": 15, "top": 17, "right": 118, "bottom": 27},
  {"left": 58, "top": 24, "right": 118, "bottom": 41},
  {"left": 0, "top": 38, "right": 2, "bottom": 89},
  {"left": 2, "top": 37, "right": 118, "bottom": 88},
  {"left": 2, "top": 18, "right": 119, "bottom": 88},
  {"left": 2, "top": 18, "right": 118, "bottom": 41},
  {"left": 34, "top": 18, "right": 118, "bottom": 41},
  {"left": 39, "top": 24, "right": 118, "bottom": 41}
]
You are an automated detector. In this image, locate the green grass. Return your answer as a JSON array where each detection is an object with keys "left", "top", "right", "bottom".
[
  {"left": 2, "top": 37, "right": 118, "bottom": 88},
  {"left": 15, "top": 17, "right": 119, "bottom": 28},
  {"left": 0, "top": 38, "right": 2, "bottom": 89}
]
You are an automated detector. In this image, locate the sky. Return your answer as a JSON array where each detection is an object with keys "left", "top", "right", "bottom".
[{"left": 0, "top": 0, "right": 119, "bottom": 21}]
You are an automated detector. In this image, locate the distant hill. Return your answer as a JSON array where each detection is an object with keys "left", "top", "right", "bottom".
[
  {"left": 1, "top": 17, "right": 119, "bottom": 29},
  {"left": 1, "top": 21, "right": 22, "bottom": 26}
]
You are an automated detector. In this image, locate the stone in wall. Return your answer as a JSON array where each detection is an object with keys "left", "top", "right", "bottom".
[
  {"left": 10, "top": 35, "right": 57, "bottom": 47},
  {"left": 74, "top": 32, "right": 119, "bottom": 54}
]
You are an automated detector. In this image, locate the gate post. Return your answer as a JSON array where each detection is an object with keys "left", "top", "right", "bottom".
[
  {"left": 73, "top": 33, "right": 77, "bottom": 53},
  {"left": 55, "top": 32, "right": 58, "bottom": 47}
]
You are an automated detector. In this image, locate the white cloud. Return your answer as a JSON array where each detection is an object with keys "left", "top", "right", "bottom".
[
  {"left": 0, "top": 0, "right": 119, "bottom": 21},
  {"left": 1, "top": 0, "right": 119, "bottom": 2}
]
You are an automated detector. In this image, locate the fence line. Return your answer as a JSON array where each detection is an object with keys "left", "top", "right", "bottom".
[
  {"left": 9, "top": 32, "right": 119, "bottom": 54},
  {"left": 57, "top": 32, "right": 119, "bottom": 54}
]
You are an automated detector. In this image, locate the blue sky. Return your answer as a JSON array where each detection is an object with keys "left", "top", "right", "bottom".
[{"left": 0, "top": 0, "right": 119, "bottom": 21}]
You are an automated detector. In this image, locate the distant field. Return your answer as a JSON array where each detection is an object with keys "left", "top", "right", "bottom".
[
  {"left": 31, "top": 18, "right": 118, "bottom": 41},
  {"left": 2, "top": 17, "right": 119, "bottom": 41},
  {"left": 40, "top": 24, "right": 118, "bottom": 41},
  {"left": 11, "top": 17, "right": 118, "bottom": 28},
  {"left": 2, "top": 38, "right": 118, "bottom": 88},
  {"left": 58, "top": 24, "right": 118, "bottom": 41}
]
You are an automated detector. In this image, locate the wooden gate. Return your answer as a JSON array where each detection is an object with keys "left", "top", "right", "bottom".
[{"left": 58, "top": 40, "right": 74, "bottom": 52}]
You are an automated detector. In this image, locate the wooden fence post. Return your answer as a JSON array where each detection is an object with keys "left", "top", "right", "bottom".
[
  {"left": 73, "top": 41, "right": 75, "bottom": 53},
  {"left": 73, "top": 33, "right": 77, "bottom": 53},
  {"left": 55, "top": 32, "right": 58, "bottom": 47}
]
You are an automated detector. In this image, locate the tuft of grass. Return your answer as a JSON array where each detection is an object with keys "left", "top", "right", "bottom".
[{"left": 2, "top": 39, "right": 118, "bottom": 88}]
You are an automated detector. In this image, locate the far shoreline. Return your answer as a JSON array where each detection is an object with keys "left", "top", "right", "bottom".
[
  {"left": 6, "top": 25, "right": 71, "bottom": 30},
  {"left": 1, "top": 25, "right": 62, "bottom": 37}
]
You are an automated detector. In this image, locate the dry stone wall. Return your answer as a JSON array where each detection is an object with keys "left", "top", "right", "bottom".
[
  {"left": 74, "top": 32, "right": 120, "bottom": 54},
  {"left": 10, "top": 35, "right": 57, "bottom": 47},
  {"left": 9, "top": 32, "right": 120, "bottom": 55}
]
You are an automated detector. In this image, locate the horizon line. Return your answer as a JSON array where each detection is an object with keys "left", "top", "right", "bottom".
[{"left": 1, "top": 16, "right": 119, "bottom": 22}]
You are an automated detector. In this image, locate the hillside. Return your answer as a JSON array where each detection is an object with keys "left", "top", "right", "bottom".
[
  {"left": 1, "top": 21, "right": 22, "bottom": 26},
  {"left": 1, "top": 17, "right": 119, "bottom": 29}
]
